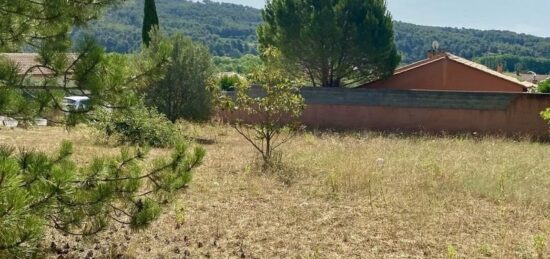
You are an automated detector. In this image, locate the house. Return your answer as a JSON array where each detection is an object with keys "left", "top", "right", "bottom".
[{"left": 361, "top": 52, "right": 535, "bottom": 92}]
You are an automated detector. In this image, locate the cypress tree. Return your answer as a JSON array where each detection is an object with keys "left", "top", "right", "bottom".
[{"left": 142, "top": 0, "right": 160, "bottom": 47}]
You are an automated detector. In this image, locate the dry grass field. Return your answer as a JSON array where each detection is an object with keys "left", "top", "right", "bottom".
[{"left": 1, "top": 124, "right": 549, "bottom": 258}]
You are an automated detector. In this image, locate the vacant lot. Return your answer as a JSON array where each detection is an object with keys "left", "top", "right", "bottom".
[{"left": 1, "top": 125, "right": 549, "bottom": 258}]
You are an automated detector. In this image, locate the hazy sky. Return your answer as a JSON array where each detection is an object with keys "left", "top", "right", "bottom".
[{"left": 212, "top": 0, "right": 550, "bottom": 37}]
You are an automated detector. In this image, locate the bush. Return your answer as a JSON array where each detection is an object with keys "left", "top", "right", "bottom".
[
  {"left": 538, "top": 80, "right": 550, "bottom": 93},
  {"left": 542, "top": 108, "right": 550, "bottom": 123},
  {"left": 95, "top": 105, "right": 176, "bottom": 147},
  {"left": 146, "top": 34, "right": 215, "bottom": 122},
  {"left": 218, "top": 74, "right": 243, "bottom": 91}
]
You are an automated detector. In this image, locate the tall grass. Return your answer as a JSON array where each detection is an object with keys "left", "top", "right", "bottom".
[{"left": 286, "top": 132, "right": 550, "bottom": 210}]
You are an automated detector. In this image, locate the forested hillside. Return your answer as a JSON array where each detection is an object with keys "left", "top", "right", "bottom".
[
  {"left": 72, "top": 0, "right": 260, "bottom": 57},
  {"left": 395, "top": 22, "right": 550, "bottom": 73},
  {"left": 78, "top": 0, "right": 550, "bottom": 73}
]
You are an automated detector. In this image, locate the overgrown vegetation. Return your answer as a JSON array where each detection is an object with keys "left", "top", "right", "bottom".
[
  {"left": 145, "top": 33, "right": 215, "bottom": 122},
  {"left": 3, "top": 125, "right": 549, "bottom": 257}
]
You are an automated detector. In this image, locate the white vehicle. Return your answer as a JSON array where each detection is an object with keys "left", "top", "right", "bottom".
[{"left": 63, "top": 96, "right": 90, "bottom": 111}]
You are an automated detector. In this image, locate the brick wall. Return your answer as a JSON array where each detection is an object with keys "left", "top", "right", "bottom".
[{"left": 221, "top": 87, "right": 550, "bottom": 137}]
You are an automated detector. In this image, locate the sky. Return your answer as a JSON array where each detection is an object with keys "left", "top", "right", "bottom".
[{"left": 212, "top": 0, "right": 550, "bottom": 37}]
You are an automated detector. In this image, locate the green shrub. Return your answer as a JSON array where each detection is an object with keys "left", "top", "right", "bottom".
[
  {"left": 538, "top": 80, "right": 550, "bottom": 93},
  {"left": 95, "top": 105, "right": 176, "bottom": 147},
  {"left": 219, "top": 74, "right": 242, "bottom": 91},
  {"left": 542, "top": 108, "right": 550, "bottom": 128},
  {"left": 146, "top": 33, "right": 215, "bottom": 122}
]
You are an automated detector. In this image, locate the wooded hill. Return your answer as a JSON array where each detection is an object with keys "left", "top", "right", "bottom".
[{"left": 76, "top": 0, "right": 550, "bottom": 73}]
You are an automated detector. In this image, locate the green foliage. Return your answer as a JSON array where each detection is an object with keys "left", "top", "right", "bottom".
[
  {"left": 213, "top": 54, "right": 262, "bottom": 74},
  {"left": 95, "top": 104, "right": 176, "bottom": 148},
  {"left": 145, "top": 34, "right": 215, "bottom": 122},
  {"left": 533, "top": 235, "right": 545, "bottom": 258},
  {"left": 0, "top": 141, "right": 204, "bottom": 256},
  {"left": 71, "top": 1, "right": 550, "bottom": 73},
  {"left": 142, "top": 0, "right": 159, "bottom": 47},
  {"left": 538, "top": 80, "right": 550, "bottom": 93},
  {"left": 73, "top": 0, "right": 260, "bottom": 57},
  {"left": 258, "top": 0, "right": 400, "bottom": 87},
  {"left": 224, "top": 49, "right": 305, "bottom": 166},
  {"left": 395, "top": 22, "right": 550, "bottom": 64},
  {"left": 447, "top": 245, "right": 458, "bottom": 259},
  {"left": 0, "top": 1, "right": 203, "bottom": 255},
  {"left": 0, "top": 0, "right": 122, "bottom": 52},
  {"left": 542, "top": 108, "right": 550, "bottom": 125},
  {"left": 0, "top": 37, "right": 171, "bottom": 125},
  {"left": 475, "top": 55, "right": 550, "bottom": 75},
  {"left": 218, "top": 74, "right": 243, "bottom": 91}
]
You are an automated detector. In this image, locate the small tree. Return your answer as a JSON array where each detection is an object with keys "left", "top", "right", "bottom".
[
  {"left": 225, "top": 49, "right": 305, "bottom": 167},
  {"left": 146, "top": 34, "right": 215, "bottom": 122}
]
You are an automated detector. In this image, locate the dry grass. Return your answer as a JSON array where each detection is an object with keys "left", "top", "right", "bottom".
[{"left": 1, "top": 124, "right": 549, "bottom": 258}]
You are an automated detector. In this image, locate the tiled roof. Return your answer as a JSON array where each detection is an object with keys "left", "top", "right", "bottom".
[
  {"left": 0, "top": 53, "right": 77, "bottom": 76},
  {"left": 392, "top": 53, "right": 535, "bottom": 90}
]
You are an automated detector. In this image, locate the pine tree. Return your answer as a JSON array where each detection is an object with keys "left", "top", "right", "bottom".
[
  {"left": 142, "top": 0, "right": 160, "bottom": 47},
  {"left": 258, "top": 0, "right": 400, "bottom": 87},
  {"left": 0, "top": 1, "right": 202, "bottom": 256}
]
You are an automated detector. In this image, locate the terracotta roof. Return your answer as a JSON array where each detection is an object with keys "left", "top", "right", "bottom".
[
  {"left": 0, "top": 53, "right": 77, "bottom": 76},
  {"left": 392, "top": 53, "right": 535, "bottom": 90}
]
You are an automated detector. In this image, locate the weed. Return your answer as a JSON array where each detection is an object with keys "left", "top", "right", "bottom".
[
  {"left": 447, "top": 245, "right": 458, "bottom": 259},
  {"left": 534, "top": 235, "right": 545, "bottom": 259},
  {"left": 479, "top": 243, "right": 493, "bottom": 257}
]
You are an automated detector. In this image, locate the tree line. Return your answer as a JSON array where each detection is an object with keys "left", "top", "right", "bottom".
[{"left": 74, "top": 0, "right": 550, "bottom": 74}]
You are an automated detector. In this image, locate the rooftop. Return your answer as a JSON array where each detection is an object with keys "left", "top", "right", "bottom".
[{"left": 394, "top": 53, "right": 535, "bottom": 90}]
